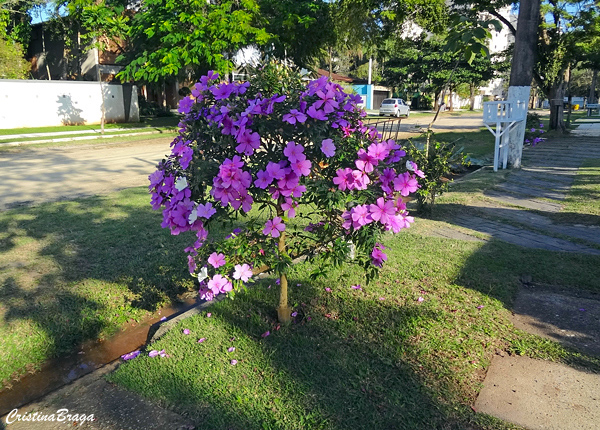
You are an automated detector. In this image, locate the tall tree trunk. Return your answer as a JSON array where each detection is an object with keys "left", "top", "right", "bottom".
[
  {"left": 507, "top": 0, "right": 541, "bottom": 168},
  {"left": 590, "top": 69, "right": 598, "bottom": 104}
]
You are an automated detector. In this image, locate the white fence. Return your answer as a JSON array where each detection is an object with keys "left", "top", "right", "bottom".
[{"left": 0, "top": 80, "right": 139, "bottom": 129}]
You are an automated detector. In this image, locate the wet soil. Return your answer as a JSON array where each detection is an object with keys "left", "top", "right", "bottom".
[{"left": 0, "top": 298, "right": 197, "bottom": 416}]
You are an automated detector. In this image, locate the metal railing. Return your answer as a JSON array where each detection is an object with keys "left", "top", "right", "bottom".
[{"left": 362, "top": 117, "right": 403, "bottom": 141}]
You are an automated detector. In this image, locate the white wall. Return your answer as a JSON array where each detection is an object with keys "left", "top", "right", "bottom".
[{"left": 0, "top": 80, "right": 139, "bottom": 129}]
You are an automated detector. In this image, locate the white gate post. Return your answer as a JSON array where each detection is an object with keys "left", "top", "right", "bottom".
[{"left": 507, "top": 86, "right": 531, "bottom": 168}]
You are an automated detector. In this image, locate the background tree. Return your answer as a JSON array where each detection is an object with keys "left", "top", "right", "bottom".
[
  {"left": 117, "top": 0, "right": 270, "bottom": 84},
  {"left": 256, "top": 0, "right": 333, "bottom": 69},
  {"left": 0, "top": 1, "right": 31, "bottom": 78}
]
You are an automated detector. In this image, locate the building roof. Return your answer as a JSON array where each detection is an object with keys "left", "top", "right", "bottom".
[{"left": 316, "top": 69, "right": 355, "bottom": 83}]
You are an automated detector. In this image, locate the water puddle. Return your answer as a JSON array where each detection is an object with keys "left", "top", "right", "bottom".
[{"left": 0, "top": 298, "right": 198, "bottom": 416}]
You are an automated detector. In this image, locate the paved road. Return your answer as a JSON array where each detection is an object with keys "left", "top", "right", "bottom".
[
  {"left": 0, "top": 113, "right": 488, "bottom": 211},
  {"left": 0, "top": 137, "right": 174, "bottom": 211}
]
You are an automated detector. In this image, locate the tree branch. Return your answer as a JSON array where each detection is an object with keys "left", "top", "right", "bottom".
[{"left": 489, "top": 10, "right": 516, "bottom": 36}]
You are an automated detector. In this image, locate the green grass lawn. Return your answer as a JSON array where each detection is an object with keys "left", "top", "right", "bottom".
[
  {"left": 0, "top": 188, "right": 195, "bottom": 387},
  {"left": 0, "top": 132, "right": 178, "bottom": 153},
  {"left": 105, "top": 189, "right": 600, "bottom": 429},
  {"left": 0, "top": 116, "right": 180, "bottom": 136},
  {"left": 552, "top": 158, "right": 600, "bottom": 225},
  {"left": 410, "top": 129, "right": 496, "bottom": 162}
]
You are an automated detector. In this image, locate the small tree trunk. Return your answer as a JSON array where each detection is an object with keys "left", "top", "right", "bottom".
[
  {"left": 277, "top": 232, "right": 291, "bottom": 323},
  {"left": 469, "top": 83, "right": 476, "bottom": 110},
  {"left": 328, "top": 46, "right": 333, "bottom": 79},
  {"left": 40, "top": 23, "right": 52, "bottom": 80},
  {"left": 549, "top": 84, "right": 566, "bottom": 132},
  {"left": 276, "top": 202, "right": 291, "bottom": 323},
  {"left": 589, "top": 69, "right": 598, "bottom": 104}
]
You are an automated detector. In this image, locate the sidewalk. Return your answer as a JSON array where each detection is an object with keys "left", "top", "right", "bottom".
[{"left": 428, "top": 128, "right": 600, "bottom": 429}]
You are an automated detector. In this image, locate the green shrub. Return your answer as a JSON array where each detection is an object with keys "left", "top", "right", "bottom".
[{"left": 405, "top": 134, "right": 469, "bottom": 212}]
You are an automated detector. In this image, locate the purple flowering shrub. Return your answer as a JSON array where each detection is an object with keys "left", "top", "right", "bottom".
[
  {"left": 148, "top": 63, "right": 421, "bottom": 320},
  {"left": 525, "top": 113, "right": 546, "bottom": 146}
]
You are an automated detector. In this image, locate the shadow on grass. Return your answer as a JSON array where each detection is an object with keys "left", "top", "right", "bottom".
[
  {"left": 0, "top": 189, "right": 195, "bottom": 384},
  {"left": 112, "top": 278, "right": 492, "bottom": 430}
]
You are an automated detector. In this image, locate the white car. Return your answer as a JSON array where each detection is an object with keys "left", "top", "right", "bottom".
[{"left": 379, "top": 98, "right": 410, "bottom": 117}]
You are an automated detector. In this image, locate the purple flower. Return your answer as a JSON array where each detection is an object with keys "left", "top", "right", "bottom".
[
  {"left": 266, "top": 161, "right": 286, "bottom": 180},
  {"left": 321, "top": 138, "right": 336, "bottom": 157},
  {"left": 307, "top": 104, "right": 328, "bottom": 121},
  {"left": 393, "top": 172, "right": 419, "bottom": 196},
  {"left": 283, "top": 109, "right": 307, "bottom": 124},
  {"left": 290, "top": 158, "right": 311, "bottom": 177},
  {"left": 121, "top": 350, "right": 140, "bottom": 361},
  {"left": 178, "top": 97, "right": 194, "bottom": 114},
  {"left": 208, "top": 252, "right": 226, "bottom": 268},
  {"left": 351, "top": 205, "right": 373, "bottom": 229},
  {"left": 369, "top": 197, "right": 396, "bottom": 225},
  {"left": 333, "top": 168, "right": 354, "bottom": 191},
  {"left": 198, "top": 338, "right": 206, "bottom": 343},
  {"left": 477, "top": 305, "right": 484, "bottom": 309},
  {"left": 148, "top": 350, "right": 159, "bottom": 358},
  {"left": 417, "top": 297, "right": 424, "bottom": 302},
  {"left": 228, "top": 346, "right": 235, "bottom": 352},
  {"left": 233, "top": 263, "right": 253, "bottom": 282},
  {"left": 325, "top": 287, "right": 331, "bottom": 292},
  {"left": 406, "top": 161, "right": 425, "bottom": 179},
  {"left": 351, "top": 284, "right": 362, "bottom": 290},
  {"left": 371, "top": 244, "right": 388, "bottom": 267},
  {"left": 284, "top": 141, "right": 306, "bottom": 163},
  {"left": 235, "top": 130, "right": 261, "bottom": 156},
  {"left": 183, "top": 329, "right": 190, "bottom": 335},
  {"left": 230, "top": 359, "right": 238, "bottom": 365},
  {"left": 254, "top": 169, "right": 273, "bottom": 189},
  {"left": 160, "top": 316, "right": 167, "bottom": 321},
  {"left": 291, "top": 311, "right": 298, "bottom": 317},
  {"left": 195, "top": 202, "right": 217, "bottom": 220},
  {"left": 313, "top": 89, "right": 339, "bottom": 113},
  {"left": 261, "top": 331, "right": 270, "bottom": 338},
  {"left": 206, "top": 313, "right": 212, "bottom": 317},
  {"left": 263, "top": 217, "right": 286, "bottom": 238},
  {"left": 211, "top": 83, "right": 235, "bottom": 100},
  {"left": 208, "top": 275, "right": 233, "bottom": 294}
]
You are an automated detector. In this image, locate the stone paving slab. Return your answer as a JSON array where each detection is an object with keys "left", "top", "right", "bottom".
[
  {"left": 512, "top": 284, "right": 600, "bottom": 356},
  {"left": 504, "top": 176, "right": 573, "bottom": 192},
  {"left": 485, "top": 190, "right": 563, "bottom": 213},
  {"left": 509, "top": 170, "right": 575, "bottom": 185},
  {"left": 1, "top": 363, "right": 195, "bottom": 430},
  {"left": 451, "top": 215, "right": 600, "bottom": 254},
  {"left": 468, "top": 204, "right": 600, "bottom": 246},
  {"left": 474, "top": 355, "right": 600, "bottom": 430},
  {"left": 494, "top": 182, "right": 566, "bottom": 201},
  {"left": 520, "top": 167, "right": 579, "bottom": 176}
]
